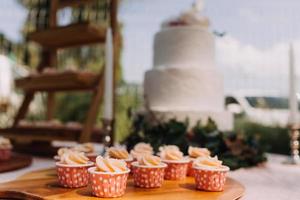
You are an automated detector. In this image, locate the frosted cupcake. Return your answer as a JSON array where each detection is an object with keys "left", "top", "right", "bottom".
[
  {"left": 193, "top": 156, "right": 229, "bottom": 191},
  {"left": 130, "top": 142, "right": 153, "bottom": 160},
  {"left": 56, "top": 151, "right": 93, "bottom": 188},
  {"left": 132, "top": 155, "right": 167, "bottom": 188},
  {"left": 187, "top": 146, "right": 210, "bottom": 176},
  {"left": 107, "top": 147, "right": 133, "bottom": 169},
  {"left": 74, "top": 143, "right": 98, "bottom": 162},
  {"left": 88, "top": 156, "right": 130, "bottom": 198},
  {"left": 160, "top": 146, "right": 189, "bottom": 180},
  {"left": 0, "top": 137, "right": 12, "bottom": 161}
]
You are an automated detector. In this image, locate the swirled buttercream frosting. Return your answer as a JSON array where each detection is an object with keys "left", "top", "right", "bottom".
[
  {"left": 95, "top": 156, "right": 128, "bottom": 173},
  {"left": 57, "top": 148, "right": 72, "bottom": 157},
  {"left": 188, "top": 146, "right": 210, "bottom": 158},
  {"left": 138, "top": 155, "right": 162, "bottom": 166},
  {"left": 60, "top": 151, "right": 89, "bottom": 165},
  {"left": 73, "top": 143, "right": 95, "bottom": 153},
  {"left": 130, "top": 143, "right": 153, "bottom": 159},
  {"left": 158, "top": 145, "right": 179, "bottom": 152},
  {"left": 107, "top": 147, "right": 130, "bottom": 159},
  {"left": 193, "top": 156, "right": 226, "bottom": 170},
  {"left": 160, "top": 148, "right": 184, "bottom": 161}
]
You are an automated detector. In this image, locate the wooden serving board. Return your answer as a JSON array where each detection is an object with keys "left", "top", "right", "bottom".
[
  {"left": 0, "top": 153, "right": 32, "bottom": 173},
  {"left": 0, "top": 168, "right": 245, "bottom": 200}
]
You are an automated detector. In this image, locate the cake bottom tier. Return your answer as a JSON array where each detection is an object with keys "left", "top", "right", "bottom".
[
  {"left": 144, "top": 68, "right": 225, "bottom": 112},
  {"left": 149, "top": 110, "right": 233, "bottom": 131}
]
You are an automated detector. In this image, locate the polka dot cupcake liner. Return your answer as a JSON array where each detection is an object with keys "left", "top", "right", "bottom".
[
  {"left": 193, "top": 166, "right": 229, "bottom": 192},
  {"left": 88, "top": 167, "right": 130, "bottom": 198},
  {"left": 0, "top": 148, "right": 12, "bottom": 161},
  {"left": 56, "top": 162, "right": 94, "bottom": 188},
  {"left": 131, "top": 161, "right": 167, "bottom": 188},
  {"left": 187, "top": 158, "right": 195, "bottom": 177},
  {"left": 124, "top": 157, "right": 134, "bottom": 173},
  {"left": 163, "top": 160, "right": 189, "bottom": 180}
]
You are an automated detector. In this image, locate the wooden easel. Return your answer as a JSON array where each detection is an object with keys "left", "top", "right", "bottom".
[{"left": 0, "top": 0, "right": 119, "bottom": 146}]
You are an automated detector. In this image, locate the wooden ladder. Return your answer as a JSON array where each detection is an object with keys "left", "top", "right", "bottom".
[{"left": 0, "top": 0, "right": 119, "bottom": 144}]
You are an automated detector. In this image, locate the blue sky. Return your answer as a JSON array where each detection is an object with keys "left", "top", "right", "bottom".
[
  {"left": 1, "top": 0, "right": 300, "bottom": 94},
  {"left": 0, "top": 1, "right": 26, "bottom": 42}
]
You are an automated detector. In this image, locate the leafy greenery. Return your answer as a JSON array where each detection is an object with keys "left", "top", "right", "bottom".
[
  {"left": 234, "top": 117, "right": 290, "bottom": 155},
  {"left": 123, "top": 114, "right": 267, "bottom": 170},
  {"left": 55, "top": 93, "right": 92, "bottom": 123}
]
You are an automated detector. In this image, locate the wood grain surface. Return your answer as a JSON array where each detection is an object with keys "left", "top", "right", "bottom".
[
  {"left": 0, "top": 168, "right": 245, "bottom": 200},
  {"left": 0, "top": 153, "right": 32, "bottom": 173}
]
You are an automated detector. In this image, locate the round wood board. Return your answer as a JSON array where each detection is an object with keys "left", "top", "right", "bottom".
[
  {"left": 0, "top": 153, "right": 32, "bottom": 173},
  {"left": 0, "top": 168, "right": 245, "bottom": 200}
]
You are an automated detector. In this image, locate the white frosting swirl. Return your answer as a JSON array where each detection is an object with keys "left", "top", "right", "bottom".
[
  {"left": 60, "top": 151, "right": 90, "bottom": 165},
  {"left": 73, "top": 143, "right": 95, "bottom": 154},
  {"left": 95, "top": 156, "right": 128, "bottom": 173},
  {"left": 188, "top": 146, "right": 210, "bottom": 158},
  {"left": 159, "top": 145, "right": 179, "bottom": 152},
  {"left": 57, "top": 148, "right": 71, "bottom": 157},
  {"left": 193, "top": 156, "right": 228, "bottom": 170},
  {"left": 107, "top": 147, "right": 130, "bottom": 159},
  {"left": 138, "top": 155, "right": 162, "bottom": 166},
  {"left": 160, "top": 148, "right": 184, "bottom": 161},
  {"left": 130, "top": 143, "right": 153, "bottom": 159}
]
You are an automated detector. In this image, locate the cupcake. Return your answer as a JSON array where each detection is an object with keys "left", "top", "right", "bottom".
[
  {"left": 107, "top": 147, "right": 133, "bottom": 169},
  {"left": 130, "top": 142, "right": 153, "bottom": 160},
  {"left": 193, "top": 156, "right": 229, "bottom": 192},
  {"left": 0, "top": 137, "right": 12, "bottom": 161},
  {"left": 74, "top": 143, "right": 98, "bottom": 162},
  {"left": 132, "top": 155, "right": 167, "bottom": 188},
  {"left": 88, "top": 156, "right": 130, "bottom": 198},
  {"left": 159, "top": 146, "right": 189, "bottom": 180},
  {"left": 56, "top": 151, "right": 93, "bottom": 188},
  {"left": 187, "top": 146, "right": 210, "bottom": 176}
]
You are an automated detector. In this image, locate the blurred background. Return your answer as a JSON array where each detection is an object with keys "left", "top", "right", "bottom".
[{"left": 0, "top": 0, "right": 299, "bottom": 155}]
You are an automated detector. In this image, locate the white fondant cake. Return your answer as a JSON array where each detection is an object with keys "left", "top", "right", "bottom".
[
  {"left": 144, "top": 0, "right": 233, "bottom": 130},
  {"left": 144, "top": 68, "right": 224, "bottom": 111},
  {"left": 154, "top": 26, "right": 215, "bottom": 69}
]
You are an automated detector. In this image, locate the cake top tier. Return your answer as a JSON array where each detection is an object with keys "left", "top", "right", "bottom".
[{"left": 162, "top": 0, "right": 209, "bottom": 28}]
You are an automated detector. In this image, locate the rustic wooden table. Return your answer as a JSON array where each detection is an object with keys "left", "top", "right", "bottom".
[{"left": 0, "top": 154, "right": 299, "bottom": 200}]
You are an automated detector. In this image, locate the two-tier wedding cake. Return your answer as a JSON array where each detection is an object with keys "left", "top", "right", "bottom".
[{"left": 144, "top": 0, "right": 233, "bottom": 130}]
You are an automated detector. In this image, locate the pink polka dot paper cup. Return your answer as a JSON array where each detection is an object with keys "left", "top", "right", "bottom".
[
  {"left": 193, "top": 166, "right": 230, "bottom": 192},
  {"left": 131, "top": 161, "right": 167, "bottom": 188},
  {"left": 0, "top": 148, "right": 12, "bottom": 161},
  {"left": 56, "top": 162, "right": 94, "bottom": 188},
  {"left": 88, "top": 167, "right": 130, "bottom": 198},
  {"left": 124, "top": 157, "right": 134, "bottom": 171},
  {"left": 187, "top": 158, "right": 195, "bottom": 177},
  {"left": 163, "top": 159, "right": 189, "bottom": 180}
]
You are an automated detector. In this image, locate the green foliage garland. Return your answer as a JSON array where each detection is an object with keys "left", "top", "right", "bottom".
[{"left": 123, "top": 114, "right": 267, "bottom": 170}]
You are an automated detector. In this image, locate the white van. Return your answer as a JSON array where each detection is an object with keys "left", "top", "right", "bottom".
[{"left": 225, "top": 91, "right": 299, "bottom": 127}]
